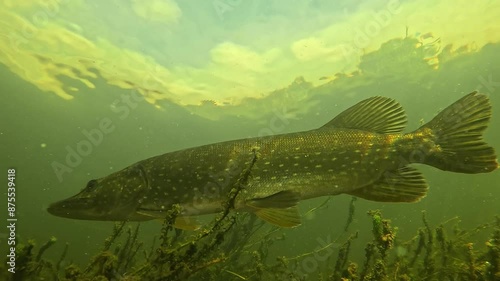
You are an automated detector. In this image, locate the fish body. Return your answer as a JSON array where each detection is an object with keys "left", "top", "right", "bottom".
[
  {"left": 48, "top": 92, "right": 498, "bottom": 228},
  {"left": 133, "top": 130, "right": 396, "bottom": 214}
]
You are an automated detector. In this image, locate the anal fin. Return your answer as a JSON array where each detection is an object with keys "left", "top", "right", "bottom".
[{"left": 347, "top": 166, "right": 428, "bottom": 202}]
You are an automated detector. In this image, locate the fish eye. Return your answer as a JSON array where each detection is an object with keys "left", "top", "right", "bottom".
[{"left": 85, "top": 179, "right": 98, "bottom": 191}]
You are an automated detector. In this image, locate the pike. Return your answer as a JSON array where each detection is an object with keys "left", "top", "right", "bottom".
[{"left": 48, "top": 92, "right": 498, "bottom": 228}]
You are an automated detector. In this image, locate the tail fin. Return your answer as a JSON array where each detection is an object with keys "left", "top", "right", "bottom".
[{"left": 418, "top": 91, "right": 498, "bottom": 173}]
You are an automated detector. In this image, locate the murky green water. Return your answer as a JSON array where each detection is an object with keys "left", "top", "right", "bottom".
[{"left": 1, "top": 1, "right": 499, "bottom": 280}]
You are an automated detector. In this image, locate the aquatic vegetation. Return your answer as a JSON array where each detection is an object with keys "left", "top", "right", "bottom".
[{"left": 5, "top": 200, "right": 500, "bottom": 281}]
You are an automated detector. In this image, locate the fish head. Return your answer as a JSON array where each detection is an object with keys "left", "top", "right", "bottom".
[{"left": 47, "top": 164, "right": 151, "bottom": 221}]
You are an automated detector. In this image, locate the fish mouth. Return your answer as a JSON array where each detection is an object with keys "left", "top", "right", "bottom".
[
  {"left": 47, "top": 195, "right": 143, "bottom": 221},
  {"left": 47, "top": 197, "right": 101, "bottom": 220}
]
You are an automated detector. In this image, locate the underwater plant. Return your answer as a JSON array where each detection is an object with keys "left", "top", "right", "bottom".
[{"left": 5, "top": 198, "right": 500, "bottom": 281}]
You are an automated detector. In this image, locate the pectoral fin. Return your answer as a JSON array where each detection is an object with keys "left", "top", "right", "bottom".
[
  {"left": 247, "top": 190, "right": 300, "bottom": 208},
  {"left": 347, "top": 166, "right": 428, "bottom": 202},
  {"left": 253, "top": 207, "right": 301, "bottom": 228},
  {"left": 247, "top": 190, "right": 301, "bottom": 227},
  {"left": 136, "top": 210, "right": 201, "bottom": 230},
  {"left": 174, "top": 216, "right": 201, "bottom": 231}
]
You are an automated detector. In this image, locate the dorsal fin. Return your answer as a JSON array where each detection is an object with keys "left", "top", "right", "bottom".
[{"left": 321, "top": 96, "right": 407, "bottom": 134}]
